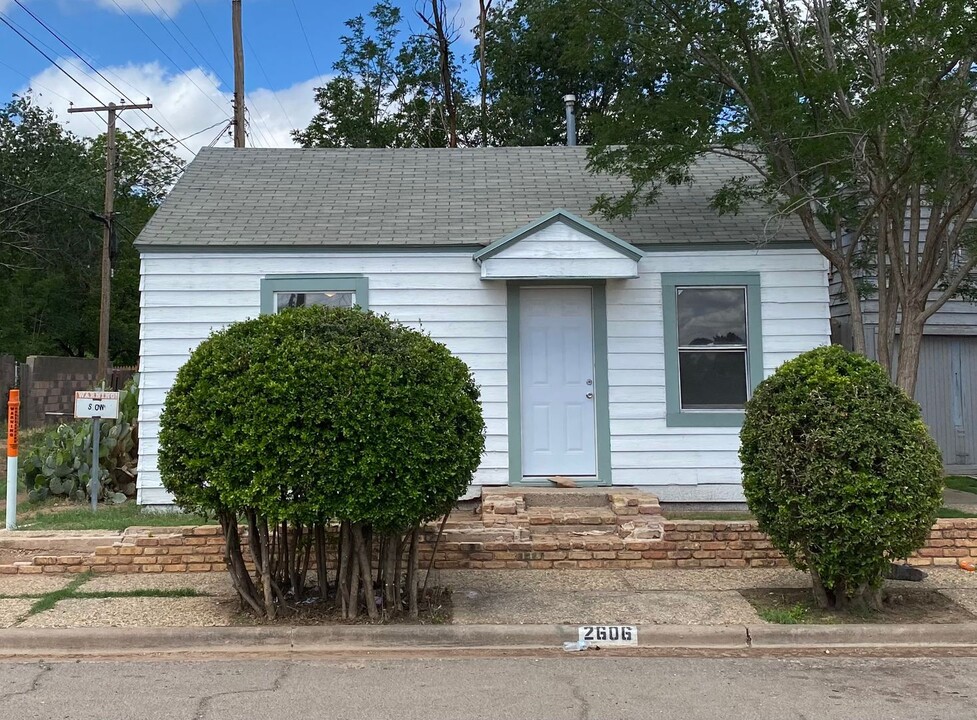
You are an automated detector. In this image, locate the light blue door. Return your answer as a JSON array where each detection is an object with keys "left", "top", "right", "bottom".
[{"left": 519, "top": 287, "right": 597, "bottom": 477}]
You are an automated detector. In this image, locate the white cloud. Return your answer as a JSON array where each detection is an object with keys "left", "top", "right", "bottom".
[{"left": 21, "top": 59, "right": 326, "bottom": 161}]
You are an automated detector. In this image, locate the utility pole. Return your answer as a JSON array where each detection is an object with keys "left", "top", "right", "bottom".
[
  {"left": 232, "top": 0, "right": 246, "bottom": 148},
  {"left": 67, "top": 101, "right": 153, "bottom": 383}
]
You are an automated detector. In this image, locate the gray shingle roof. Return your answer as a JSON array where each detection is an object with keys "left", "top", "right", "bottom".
[{"left": 135, "top": 147, "right": 810, "bottom": 248}]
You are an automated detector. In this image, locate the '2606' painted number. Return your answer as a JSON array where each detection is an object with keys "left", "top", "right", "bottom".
[{"left": 579, "top": 625, "right": 638, "bottom": 645}]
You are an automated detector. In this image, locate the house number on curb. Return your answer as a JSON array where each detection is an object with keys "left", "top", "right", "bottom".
[
  {"left": 578, "top": 625, "right": 638, "bottom": 646},
  {"left": 74, "top": 391, "right": 120, "bottom": 512}
]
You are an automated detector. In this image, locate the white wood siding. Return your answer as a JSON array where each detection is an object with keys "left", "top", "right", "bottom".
[
  {"left": 479, "top": 221, "right": 639, "bottom": 279},
  {"left": 605, "top": 249, "right": 830, "bottom": 499},
  {"left": 137, "top": 251, "right": 506, "bottom": 506},
  {"left": 138, "top": 247, "right": 829, "bottom": 505}
]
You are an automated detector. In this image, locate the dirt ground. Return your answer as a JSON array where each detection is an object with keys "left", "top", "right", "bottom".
[{"left": 741, "top": 587, "right": 977, "bottom": 624}]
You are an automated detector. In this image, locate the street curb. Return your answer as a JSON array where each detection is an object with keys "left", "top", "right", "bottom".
[
  {"left": 1, "top": 622, "right": 976, "bottom": 658},
  {"left": 748, "top": 623, "right": 977, "bottom": 649},
  {"left": 0, "top": 624, "right": 747, "bottom": 657}
]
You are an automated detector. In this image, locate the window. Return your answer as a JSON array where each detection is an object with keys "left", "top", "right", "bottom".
[
  {"left": 662, "top": 273, "right": 763, "bottom": 427},
  {"left": 259, "top": 275, "right": 369, "bottom": 314}
]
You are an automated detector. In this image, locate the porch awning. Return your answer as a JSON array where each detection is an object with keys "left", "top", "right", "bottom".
[{"left": 473, "top": 210, "right": 642, "bottom": 280}]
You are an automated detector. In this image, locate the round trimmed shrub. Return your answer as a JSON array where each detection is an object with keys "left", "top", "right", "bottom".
[
  {"left": 158, "top": 306, "right": 485, "bottom": 618},
  {"left": 740, "top": 345, "right": 943, "bottom": 609}
]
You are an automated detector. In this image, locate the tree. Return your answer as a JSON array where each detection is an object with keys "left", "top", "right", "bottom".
[
  {"left": 740, "top": 345, "right": 943, "bottom": 610},
  {"left": 159, "top": 306, "right": 485, "bottom": 619},
  {"left": 481, "top": 0, "right": 637, "bottom": 146},
  {"left": 586, "top": 0, "right": 977, "bottom": 396},
  {"left": 0, "top": 94, "right": 183, "bottom": 363},
  {"left": 294, "top": 1, "right": 474, "bottom": 149}
]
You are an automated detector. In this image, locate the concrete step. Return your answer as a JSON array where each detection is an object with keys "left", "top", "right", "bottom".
[{"left": 519, "top": 488, "right": 612, "bottom": 509}]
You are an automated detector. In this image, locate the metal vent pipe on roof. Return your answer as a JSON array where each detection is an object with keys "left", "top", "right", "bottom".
[{"left": 564, "top": 94, "right": 577, "bottom": 146}]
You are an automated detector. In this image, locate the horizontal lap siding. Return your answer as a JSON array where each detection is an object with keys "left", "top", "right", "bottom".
[
  {"left": 137, "top": 252, "right": 508, "bottom": 505},
  {"left": 139, "top": 247, "right": 830, "bottom": 506},
  {"left": 606, "top": 249, "right": 830, "bottom": 496}
]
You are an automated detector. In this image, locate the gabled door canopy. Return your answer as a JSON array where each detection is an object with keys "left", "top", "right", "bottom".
[{"left": 474, "top": 209, "right": 642, "bottom": 280}]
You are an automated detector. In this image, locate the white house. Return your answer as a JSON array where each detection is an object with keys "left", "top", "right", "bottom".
[{"left": 135, "top": 147, "right": 830, "bottom": 508}]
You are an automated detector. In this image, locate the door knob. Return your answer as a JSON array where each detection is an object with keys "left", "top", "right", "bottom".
[{"left": 586, "top": 392, "right": 594, "bottom": 399}]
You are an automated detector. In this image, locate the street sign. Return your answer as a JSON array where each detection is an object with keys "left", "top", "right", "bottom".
[{"left": 74, "top": 391, "right": 120, "bottom": 420}]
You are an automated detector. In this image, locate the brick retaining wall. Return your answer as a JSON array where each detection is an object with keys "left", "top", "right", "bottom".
[{"left": 3, "top": 519, "right": 976, "bottom": 575}]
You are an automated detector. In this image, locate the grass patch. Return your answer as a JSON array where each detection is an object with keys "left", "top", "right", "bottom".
[
  {"left": 742, "top": 587, "right": 974, "bottom": 625},
  {"left": 756, "top": 603, "right": 811, "bottom": 625},
  {"left": 937, "top": 507, "right": 977, "bottom": 519},
  {"left": 26, "top": 571, "right": 93, "bottom": 617},
  {"left": 1, "top": 501, "right": 210, "bottom": 531},
  {"left": 945, "top": 476, "right": 977, "bottom": 496}
]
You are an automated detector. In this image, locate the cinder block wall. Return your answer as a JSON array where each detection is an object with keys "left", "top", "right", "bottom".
[{"left": 22, "top": 356, "right": 99, "bottom": 427}]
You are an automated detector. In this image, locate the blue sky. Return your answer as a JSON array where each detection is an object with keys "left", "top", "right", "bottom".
[{"left": 0, "top": 0, "right": 479, "bottom": 158}]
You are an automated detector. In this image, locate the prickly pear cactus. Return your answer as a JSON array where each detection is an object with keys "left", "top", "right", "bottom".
[{"left": 24, "top": 377, "right": 140, "bottom": 504}]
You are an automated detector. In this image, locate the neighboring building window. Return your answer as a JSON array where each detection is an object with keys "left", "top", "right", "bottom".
[
  {"left": 259, "top": 275, "right": 369, "bottom": 314},
  {"left": 662, "top": 273, "right": 763, "bottom": 427}
]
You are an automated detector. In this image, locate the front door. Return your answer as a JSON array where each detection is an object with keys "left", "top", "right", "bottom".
[{"left": 519, "top": 287, "right": 597, "bottom": 477}]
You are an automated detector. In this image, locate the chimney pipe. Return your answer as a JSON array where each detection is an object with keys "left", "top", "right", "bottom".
[{"left": 564, "top": 94, "right": 577, "bottom": 146}]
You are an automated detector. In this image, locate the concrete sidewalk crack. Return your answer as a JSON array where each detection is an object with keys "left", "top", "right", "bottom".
[
  {"left": 0, "top": 661, "right": 52, "bottom": 703},
  {"left": 745, "top": 626, "right": 753, "bottom": 648},
  {"left": 193, "top": 661, "right": 293, "bottom": 720}
]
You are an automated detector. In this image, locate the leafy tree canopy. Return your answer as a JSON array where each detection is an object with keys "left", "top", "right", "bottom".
[
  {"left": 0, "top": 94, "right": 184, "bottom": 363},
  {"left": 584, "top": 0, "right": 977, "bottom": 394},
  {"left": 294, "top": 1, "right": 475, "bottom": 148}
]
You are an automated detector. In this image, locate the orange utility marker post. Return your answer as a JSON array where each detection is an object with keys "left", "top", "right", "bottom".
[{"left": 6, "top": 388, "right": 20, "bottom": 530}]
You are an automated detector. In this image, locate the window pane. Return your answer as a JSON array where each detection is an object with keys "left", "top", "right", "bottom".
[
  {"left": 276, "top": 291, "right": 355, "bottom": 312},
  {"left": 679, "top": 351, "right": 748, "bottom": 409},
  {"left": 676, "top": 287, "right": 747, "bottom": 346}
]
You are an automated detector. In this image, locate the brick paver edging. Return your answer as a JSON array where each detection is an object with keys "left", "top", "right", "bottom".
[{"left": 2, "top": 519, "right": 976, "bottom": 574}]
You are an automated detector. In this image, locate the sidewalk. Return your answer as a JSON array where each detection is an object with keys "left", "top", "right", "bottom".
[{"left": 3, "top": 567, "right": 977, "bottom": 630}]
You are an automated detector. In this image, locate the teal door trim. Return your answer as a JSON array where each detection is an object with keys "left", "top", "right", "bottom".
[{"left": 507, "top": 281, "right": 612, "bottom": 487}]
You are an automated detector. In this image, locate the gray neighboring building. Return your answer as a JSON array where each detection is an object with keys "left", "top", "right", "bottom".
[{"left": 831, "top": 277, "right": 977, "bottom": 476}]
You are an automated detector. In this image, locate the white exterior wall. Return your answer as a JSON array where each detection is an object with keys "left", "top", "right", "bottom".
[
  {"left": 137, "top": 247, "right": 829, "bottom": 506},
  {"left": 607, "top": 249, "right": 830, "bottom": 501}
]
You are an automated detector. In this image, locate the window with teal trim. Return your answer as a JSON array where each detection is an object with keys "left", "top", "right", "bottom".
[
  {"left": 662, "top": 273, "right": 763, "bottom": 427},
  {"left": 259, "top": 275, "right": 369, "bottom": 314}
]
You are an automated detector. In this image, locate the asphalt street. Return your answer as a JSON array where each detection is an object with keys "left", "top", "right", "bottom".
[{"left": 1, "top": 655, "right": 975, "bottom": 719}]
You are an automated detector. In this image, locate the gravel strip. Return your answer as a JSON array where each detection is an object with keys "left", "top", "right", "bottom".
[
  {"left": 19, "top": 597, "right": 236, "bottom": 628},
  {"left": 910, "top": 568, "right": 977, "bottom": 590},
  {"left": 0, "top": 599, "right": 33, "bottom": 628},
  {"left": 434, "top": 569, "right": 632, "bottom": 592},
  {"left": 624, "top": 568, "right": 812, "bottom": 591},
  {"left": 937, "top": 590, "right": 977, "bottom": 616},
  {"left": 83, "top": 572, "right": 235, "bottom": 597},
  {"left": 452, "top": 589, "right": 761, "bottom": 625},
  {"left": 0, "top": 575, "right": 74, "bottom": 596}
]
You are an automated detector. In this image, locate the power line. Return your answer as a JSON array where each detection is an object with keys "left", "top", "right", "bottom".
[
  {"left": 108, "top": 0, "right": 227, "bottom": 115},
  {"left": 0, "top": 11, "right": 186, "bottom": 177},
  {"left": 244, "top": 37, "right": 294, "bottom": 133},
  {"left": 289, "top": 0, "right": 323, "bottom": 82},
  {"left": 177, "top": 118, "right": 230, "bottom": 143},
  {"left": 193, "top": 0, "right": 233, "bottom": 75},
  {"left": 0, "top": 176, "right": 100, "bottom": 216},
  {"left": 142, "top": 0, "right": 277, "bottom": 147},
  {"left": 12, "top": 0, "right": 195, "bottom": 156}
]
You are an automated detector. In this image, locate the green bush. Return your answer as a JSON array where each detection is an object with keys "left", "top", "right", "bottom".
[
  {"left": 159, "top": 306, "right": 485, "bottom": 618},
  {"left": 23, "top": 378, "right": 139, "bottom": 504},
  {"left": 740, "top": 345, "right": 943, "bottom": 610}
]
